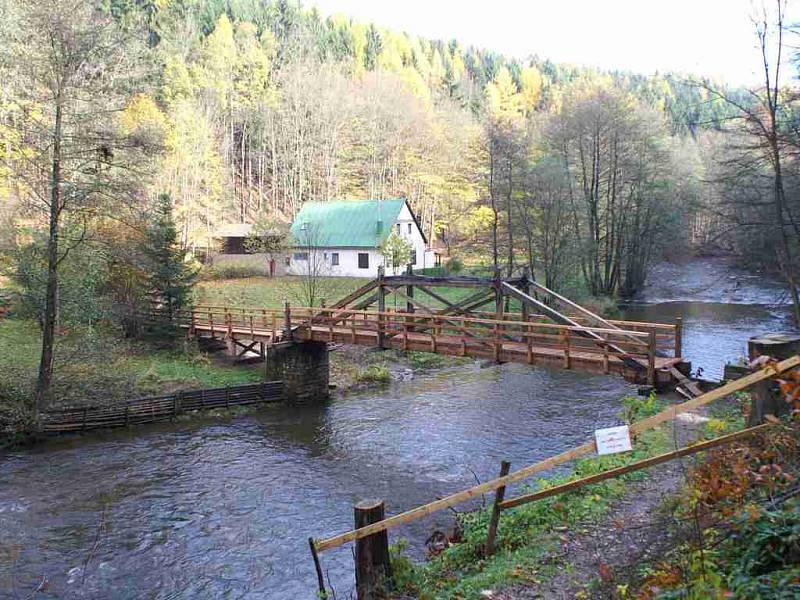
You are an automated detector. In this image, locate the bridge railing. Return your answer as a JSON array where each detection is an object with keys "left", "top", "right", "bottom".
[{"left": 180, "top": 305, "right": 679, "bottom": 381}]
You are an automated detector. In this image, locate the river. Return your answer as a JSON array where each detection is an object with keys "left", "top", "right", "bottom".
[{"left": 0, "top": 258, "right": 795, "bottom": 599}]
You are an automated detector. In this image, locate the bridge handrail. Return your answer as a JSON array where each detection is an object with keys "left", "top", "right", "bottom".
[
  {"left": 184, "top": 306, "right": 656, "bottom": 340},
  {"left": 185, "top": 304, "right": 677, "bottom": 331}
]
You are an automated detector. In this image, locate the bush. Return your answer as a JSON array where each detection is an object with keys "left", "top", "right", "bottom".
[
  {"left": 445, "top": 256, "right": 463, "bottom": 274},
  {"left": 356, "top": 364, "right": 391, "bottom": 384},
  {"left": 199, "top": 262, "right": 266, "bottom": 280}
]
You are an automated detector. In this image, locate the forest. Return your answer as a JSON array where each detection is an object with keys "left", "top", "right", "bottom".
[{"left": 1, "top": 0, "right": 800, "bottom": 408}]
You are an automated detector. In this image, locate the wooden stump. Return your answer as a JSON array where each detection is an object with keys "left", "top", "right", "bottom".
[
  {"left": 747, "top": 333, "right": 800, "bottom": 425},
  {"left": 354, "top": 500, "right": 392, "bottom": 600}
]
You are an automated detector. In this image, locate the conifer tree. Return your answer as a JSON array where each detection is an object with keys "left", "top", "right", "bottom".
[{"left": 143, "top": 194, "right": 197, "bottom": 341}]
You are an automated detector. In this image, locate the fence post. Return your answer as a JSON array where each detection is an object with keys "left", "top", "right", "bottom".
[
  {"left": 226, "top": 384, "right": 231, "bottom": 409},
  {"left": 485, "top": 460, "right": 511, "bottom": 556},
  {"left": 354, "top": 500, "right": 392, "bottom": 600},
  {"left": 648, "top": 330, "right": 657, "bottom": 387},
  {"left": 563, "top": 329, "right": 571, "bottom": 369},
  {"left": 674, "top": 316, "right": 683, "bottom": 358}
]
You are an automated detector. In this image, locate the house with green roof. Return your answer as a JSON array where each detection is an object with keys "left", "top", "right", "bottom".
[{"left": 287, "top": 198, "right": 439, "bottom": 277}]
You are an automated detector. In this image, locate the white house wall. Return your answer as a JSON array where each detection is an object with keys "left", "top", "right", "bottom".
[{"left": 286, "top": 201, "right": 435, "bottom": 278}]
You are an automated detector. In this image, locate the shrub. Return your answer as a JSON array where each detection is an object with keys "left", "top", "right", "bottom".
[
  {"left": 356, "top": 364, "right": 391, "bottom": 384},
  {"left": 445, "top": 256, "right": 463, "bottom": 274},
  {"left": 199, "top": 262, "right": 265, "bottom": 280}
]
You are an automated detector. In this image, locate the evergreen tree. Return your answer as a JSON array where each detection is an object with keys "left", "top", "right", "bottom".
[{"left": 143, "top": 194, "right": 197, "bottom": 341}]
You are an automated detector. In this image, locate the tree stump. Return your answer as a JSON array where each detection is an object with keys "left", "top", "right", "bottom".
[
  {"left": 354, "top": 500, "right": 392, "bottom": 600},
  {"left": 747, "top": 333, "right": 800, "bottom": 425}
]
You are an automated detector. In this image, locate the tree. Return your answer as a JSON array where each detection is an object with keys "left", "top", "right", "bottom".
[
  {"left": 378, "top": 232, "right": 412, "bottom": 274},
  {"left": 700, "top": 0, "right": 800, "bottom": 323},
  {"left": 289, "top": 224, "right": 333, "bottom": 308},
  {"left": 142, "top": 194, "right": 197, "bottom": 340},
  {"left": 0, "top": 0, "right": 153, "bottom": 414}
]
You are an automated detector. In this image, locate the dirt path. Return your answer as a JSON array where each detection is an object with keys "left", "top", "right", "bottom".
[{"left": 495, "top": 413, "right": 705, "bottom": 599}]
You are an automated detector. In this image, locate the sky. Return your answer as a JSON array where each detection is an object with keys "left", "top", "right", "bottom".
[{"left": 310, "top": 0, "right": 800, "bottom": 86}]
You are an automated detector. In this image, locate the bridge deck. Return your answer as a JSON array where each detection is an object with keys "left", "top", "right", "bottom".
[{"left": 182, "top": 306, "right": 688, "bottom": 386}]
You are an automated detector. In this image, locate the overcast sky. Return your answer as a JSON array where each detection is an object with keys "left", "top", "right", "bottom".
[{"left": 310, "top": 0, "right": 799, "bottom": 85}]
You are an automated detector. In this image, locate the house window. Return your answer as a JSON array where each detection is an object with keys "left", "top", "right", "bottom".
[
  {"left": 285, "top": 256, "right": 291, "bottom": 266},
  {"left": 331, "top": 252, "right": 340, "bottom": 266},
  {"left": 407, "top": 223, "right": 412, "bottom": 234},
  {"left": 358, "top": 253, "right": 369, "bottom": 269},
  {"left": 396, "top": 223, "right": 401, "bottom": 234},
  {"left": 293, "top": 252, "right": 309, "bottom": 261},
  {"left": 411, "top": 249, "right": 417, "bottom": 265}
]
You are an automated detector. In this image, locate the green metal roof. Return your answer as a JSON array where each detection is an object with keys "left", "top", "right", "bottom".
[{"left": 290, "top": 199, "right": 406, "bottom": 247}]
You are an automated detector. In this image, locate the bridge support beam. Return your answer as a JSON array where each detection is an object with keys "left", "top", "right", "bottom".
[{"left": 265, "top": 340, "right": 329, "bottom": 404}]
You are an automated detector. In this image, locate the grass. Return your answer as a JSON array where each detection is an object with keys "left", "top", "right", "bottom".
[
  {"left": 195, "top": 275, "right": 370, "bottom": 308},
  {"left": 389, "top": 394, "right": 678, "bottom": 599},
  {"left": 0, "top": 318, "right": 260, "bottom": 434},
  {"left": 195, "top": 274, "right": 622, "bottom": 319}
]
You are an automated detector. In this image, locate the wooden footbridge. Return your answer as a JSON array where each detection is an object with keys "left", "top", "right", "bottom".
[{"left": 179, "top": 269, "right": 695, "bottom": 392}]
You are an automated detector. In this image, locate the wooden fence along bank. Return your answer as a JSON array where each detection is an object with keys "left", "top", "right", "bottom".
[
  {"left": 40, "top": 381, "right": 284, "bottom": 433},
  {"left": 308, "top": 355, "right": 800, "bottom": 600}
]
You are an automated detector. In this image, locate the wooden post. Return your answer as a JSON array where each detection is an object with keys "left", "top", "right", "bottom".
[
  {"left": 674, "top": 316, "right": 683, "bottom": 358},
  {"left": 225, "top": 384, "right": 231, "bottom": 409},
  {"left": 284, "top": 301, "right": 292, "bottom": 341},
  {"left": 485, "top": 460, "right": 511, "bottom": 556},
  {"left": 747, "top": 333, "right": 800, "bottom": 424},
  {"left": 648, "top": 330, "right": 657, "bottom": 387},
  {"left": 271, "top": 313, "right": 277, "bottom": 341},
  {"left": 520, "top": 266, "right": 531, "bottom": 325},
  {"left": 563, "top": 329, "right": 571, "bottom": 369},
  {"left": 405, "top": 264, "right": 414, "bottom": 314},
  {"left": 190, "top": 310, "right": 196, "bottom": 336},
  {"left": 377, "top": 266, "right": 386, "bottom": 349},
  {"left": 354, "top": 500, "right": 392, "bottom": 600},
  {"left": 602, "top": 332, "right": 610, "bottom": 374}
]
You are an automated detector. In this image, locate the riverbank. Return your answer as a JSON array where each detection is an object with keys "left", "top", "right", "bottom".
[
  {"left": 0, "top": 318, "right": 263, "bottom": 437},
  {"left": 0, "top": 316, "right": 468, "bottom": 443},
  {"left": 389, "top": 393, "right": 800, "bottom": 599}
]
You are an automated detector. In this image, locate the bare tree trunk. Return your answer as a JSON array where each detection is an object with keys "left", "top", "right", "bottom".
[{"left": 35, "top": 98, "right": 63, "bottom": 416}]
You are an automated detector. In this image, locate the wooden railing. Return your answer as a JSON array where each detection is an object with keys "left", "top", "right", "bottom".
[
  {"left": 175, "top": 304, "right": 682, "bottom": 384},
  {"left": 180, "top": 306, "right": 682, "bottom": 357}
]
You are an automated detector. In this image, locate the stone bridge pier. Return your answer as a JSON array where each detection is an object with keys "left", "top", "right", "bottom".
[{"left": 264, "top": 340, "right": 329, "bottom": 404}]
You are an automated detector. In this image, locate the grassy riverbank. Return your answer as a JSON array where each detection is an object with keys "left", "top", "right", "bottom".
[
  {"left": 389, "top": 394, "right": 678, "bottom": 599},
  {"left": 0, "top": 318, "right": 261, "bottom": 435},
  {"left": 385, "top": 391, "right": 800, "bottom": 600}
]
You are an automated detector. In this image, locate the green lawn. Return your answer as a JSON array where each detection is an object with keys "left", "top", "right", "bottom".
[
  {"left": 195, "top": 275, "right": 370, "bottom": 308},
  {"left": 0, "top": 318, "right": 260, "bottom": 429},
  {"left": 195, "top": 275, "right": 526, "bottom": 313}
]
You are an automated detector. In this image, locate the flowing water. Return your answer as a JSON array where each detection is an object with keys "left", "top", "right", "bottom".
[{"left": 1, "top": 258, "right": 796, "bottom": 599}]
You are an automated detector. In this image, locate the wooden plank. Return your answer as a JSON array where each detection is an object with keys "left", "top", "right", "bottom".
[
  {"left": 313, "top": 355, "right": 800, "bottom": 552},
  {"left": 499, "top": 423, "right": 773, "bottom": 510},
  {"left": 330, "top": 280, "right": 379, "bottom": 309}
]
